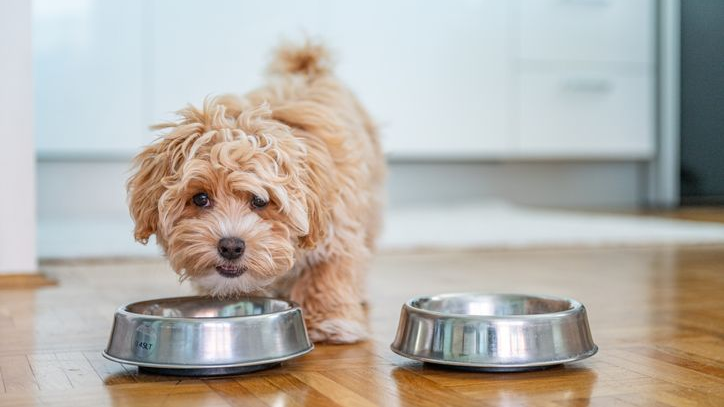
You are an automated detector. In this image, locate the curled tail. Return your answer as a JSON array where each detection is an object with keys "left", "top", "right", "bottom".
[{"left": 268, "top": 39, "right": 334, "bottom": 78}]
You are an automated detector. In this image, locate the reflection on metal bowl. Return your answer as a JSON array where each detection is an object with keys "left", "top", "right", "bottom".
[
  {"left": 391, "top": 293, "right": 597, "bottom": 372},
  {"left": 103, "top": 296, "right": 313, "bottom": 376}
]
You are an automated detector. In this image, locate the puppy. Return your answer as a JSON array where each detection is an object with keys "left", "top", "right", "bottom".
[{"left": 127, "top": 40, "right": 384, "bottom": 344}]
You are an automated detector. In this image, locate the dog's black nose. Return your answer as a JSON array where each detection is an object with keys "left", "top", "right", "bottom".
[{"left": 217, "top": 237, "right": 245, "bottom": 260}]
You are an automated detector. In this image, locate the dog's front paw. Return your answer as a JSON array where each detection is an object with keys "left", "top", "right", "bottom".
[{"left": 307, "top": 318, "right": 368, "bottom": 344}]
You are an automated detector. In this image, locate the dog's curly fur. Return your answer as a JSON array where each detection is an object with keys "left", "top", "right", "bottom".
[{"left": 127, "top": 40, "right": 385, "bottom": 343}]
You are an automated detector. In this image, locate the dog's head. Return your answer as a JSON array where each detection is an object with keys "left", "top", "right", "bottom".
[{"left": 128, "top": 98, "right": 331, "bottom": 296}]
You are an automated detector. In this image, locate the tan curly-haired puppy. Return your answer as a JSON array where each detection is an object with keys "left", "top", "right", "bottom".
[{"left": 127, "top": 40, "right": 385, "bottom": 343}]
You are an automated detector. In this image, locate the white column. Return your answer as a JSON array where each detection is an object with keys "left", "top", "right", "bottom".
[
  {"left": 647, "top": 0, "right": 681, "bottom": 207},
  {"left": 0, "top": 0, "right": 37, "bottom": 274}
]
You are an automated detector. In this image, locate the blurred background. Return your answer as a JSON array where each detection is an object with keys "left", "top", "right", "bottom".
[{"left": 2, "top": 0, "right": 724, "bottom": 272}]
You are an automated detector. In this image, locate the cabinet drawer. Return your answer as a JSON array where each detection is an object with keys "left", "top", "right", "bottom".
[
  {"left": 516, "top": 68, "right": 654, "bottom": 157},
  {"left": 516, "top": 0, "right": 654, "bottom": 65}
]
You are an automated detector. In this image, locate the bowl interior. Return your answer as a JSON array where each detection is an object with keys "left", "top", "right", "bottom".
[
  {"left": 411, "top": 294, "right": 574, "bottom": 316},
  {"left": 125, "top": 297, "right": 292, "bottom": 318}
]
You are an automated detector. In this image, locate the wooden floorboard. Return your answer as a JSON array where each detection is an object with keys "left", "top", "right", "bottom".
[
  {"left": 1, "top": 243, "right": 724, "bottom": 406},
  {"left": 0, "top": 273, "right": 56, "bottom": 289}
]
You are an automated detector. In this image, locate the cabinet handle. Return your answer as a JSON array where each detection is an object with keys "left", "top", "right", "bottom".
[
  {"left": 561, "top": 0, "right": 612, "bottom": 6},
  {"left": 560, "top": 78, "right": 613, "bottom": 92}
]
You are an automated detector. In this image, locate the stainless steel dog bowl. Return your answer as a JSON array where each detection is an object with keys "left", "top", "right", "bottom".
[
  {"left": 103, "top": 296, "right": 313, "bottom": 376},
  {"left": 391, "top": 293, "right": 597, "bottom": 371}
]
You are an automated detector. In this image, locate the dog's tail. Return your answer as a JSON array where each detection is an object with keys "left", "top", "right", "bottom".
[{"left": 268, "top": 39, "right": 334, "bottom": 78}]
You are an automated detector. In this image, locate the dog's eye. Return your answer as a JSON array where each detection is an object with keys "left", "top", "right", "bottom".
[
  {"left": 192, "top": 193, "right": 211, "bottom": 208},
  {"left": 251, "top": 195, "right": 268, "bottom": 209}
]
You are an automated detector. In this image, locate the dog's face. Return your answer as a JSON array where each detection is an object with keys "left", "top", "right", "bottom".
[
  {"left": 128, "top": 101, "right": 329, "bottom": 296},
  {"left": 160, "top": 164, "right": 300, "bottom": 297}
]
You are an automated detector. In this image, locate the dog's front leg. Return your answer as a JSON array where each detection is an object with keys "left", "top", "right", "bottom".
[{"left": 290, "top": 258, "right": 367, "bottom": 344}]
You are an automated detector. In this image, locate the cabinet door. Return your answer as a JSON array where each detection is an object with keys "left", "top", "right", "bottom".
[
  {"left": 324, "top": 0, "right": 511, "bottom": 158},
  {"left": 33, "top": 0, "right": 145, "bottom": 154},
  {"left": 516, "top": 67, "right": 654, "bottom": 158},
  {"left": 516, "top": 0, "right": 654, "bottom": 66},
  {"left": 151, "top": 0, "right": 512, "bottom": 158},
  {"left": 149, "top": 0, "right": 325, "bottom": 128}
]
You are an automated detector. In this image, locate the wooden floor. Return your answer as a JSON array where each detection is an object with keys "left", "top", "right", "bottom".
[{"left": 1, "top": 244, "right": 724, "bottom": 406}]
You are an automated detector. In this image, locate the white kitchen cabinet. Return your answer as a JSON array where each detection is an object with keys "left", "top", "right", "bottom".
[
  {"left": 149, "top": 0, "right": 512, "bottom": 158},
  {"left": 33, "top": 0, "right": 656, "bottom": 160},
  {"left": 149, "top": 0, "right": 325, "bottom": 128},
  {"left": 513, "top": 0, "right": 655, "bottom": 157},
  {"left": 515, "top": 67, "right": 654, "bottom": 157},
  {"left": 146, "top": 0, "right": 658, "bottom": 159},
  {"left": 516, "top": 0, "right": 655, "bottom": 66},
  {"left": 324, "top": 0, "right": 512, "bottom": 157},
  {"left": 33, "top": 0, "right": 146, "bottom": 154}
]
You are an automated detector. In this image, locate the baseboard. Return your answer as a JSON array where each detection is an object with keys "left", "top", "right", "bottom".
[
  {"left": 0, "top": 273, "right": 57, "bottom": 288},
  {"left": 681, "top": 196, "right": 724, "bottom": 205}
]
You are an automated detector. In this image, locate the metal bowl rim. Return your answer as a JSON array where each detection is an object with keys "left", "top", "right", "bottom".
[
  {"left": 389, "top": 344, "right": 598, "bottom": 369},
  {"left": 102, "top": 344, "right": 314, "bottom": 370},
  {"left": 403, "top": 292, "right": 585, "bottom": 320},
  {"left": 115, "top": 295, "right": 303, "bottom": 322}
]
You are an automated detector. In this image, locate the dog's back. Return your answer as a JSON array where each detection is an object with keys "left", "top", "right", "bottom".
[{"left": 249, "top": 41, "right": 386, "bottom": 252}]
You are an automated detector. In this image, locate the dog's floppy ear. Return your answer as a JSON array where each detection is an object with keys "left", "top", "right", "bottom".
[
  {"left": 296, "top": 145, "right": 334, "bottom": 250},
  {"left": 298, "top": 186, "right": 331, "bottom": 250},
  {"left": 127, "top": 145, "right": 168, "bottom": 244}
]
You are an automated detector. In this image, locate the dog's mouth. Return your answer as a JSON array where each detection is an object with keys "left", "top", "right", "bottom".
[{"left": 215, "top": 264, "right": 247, "bottom": 278}]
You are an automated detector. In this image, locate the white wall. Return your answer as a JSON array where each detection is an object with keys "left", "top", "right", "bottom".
[{"left": 0, "top": 0, "right": 37, "bottom": 273}]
